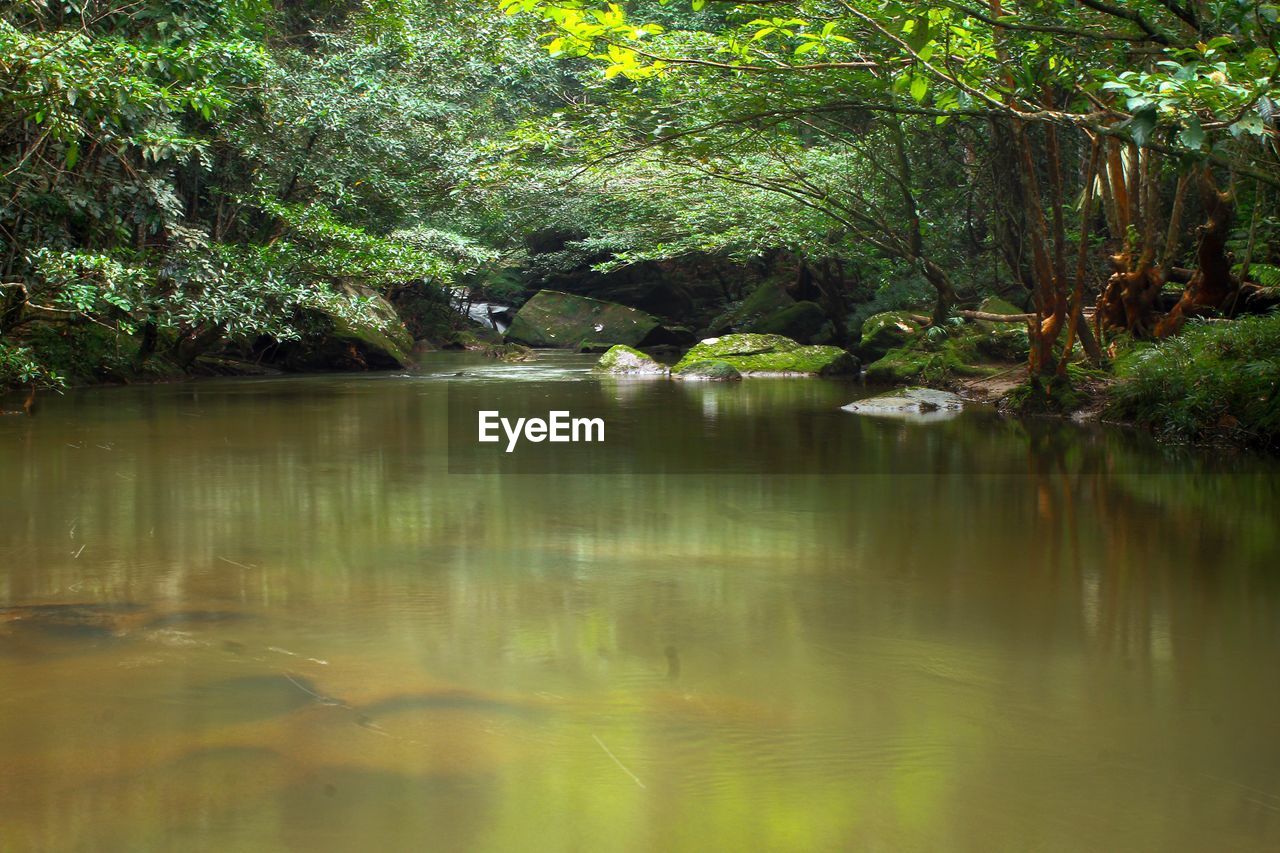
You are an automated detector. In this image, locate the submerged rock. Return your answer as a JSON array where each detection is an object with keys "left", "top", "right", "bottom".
[
  {"left": 674, "top": 333, "right": 857, "bottom": 376},
  {"left": 483, "top": 343, "right": 537, "bottom": 363},
  {"left": 673, "top": 359, "right": 742, "bottom": 381},
  {"left": 505, "top": 290, "right": 660, "bottom": 348},
  {"left": 596, "top": 344, "right": 669, "bottom": 376},
  {"left": 842, "top": 387, "right": 966, "bottom": 423}
]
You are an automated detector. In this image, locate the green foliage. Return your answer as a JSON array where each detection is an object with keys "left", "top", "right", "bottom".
[
  {"left": 0, "top": 342, "right": 64, "bottom": 390},
  {"left": 0, "top": 0, "right": 560, "bottom": 384},
  {"left": 1109, "top": 314, "right": 1280, "bottom": 447}
]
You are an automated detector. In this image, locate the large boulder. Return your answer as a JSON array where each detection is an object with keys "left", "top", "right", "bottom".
[
  {"left": 596, "top": 345, "right": 669, "bottom": 376},
  {"left": 674, "top": 334, "right": 857, "bottom": 376},
  {"left": 706, "top": 280, "right": 793, "bottom": 336},
  {"left": 505, "top": 290, "right": 660, "bottom": 348},
  {"left": 856, "top": 311, "right": 923, "bottom": 363},
  {"left": 977, "top": 295, "right": 1023, "bottom": 316},
  {"left": 333, "top": 287, "right": 413, "bottom": 366},
  {"left": 278, "top": 285, "right": 413, "bottom": 369},
  {"left": 752, "top": 301, "right": 829, "bottom": 342}
]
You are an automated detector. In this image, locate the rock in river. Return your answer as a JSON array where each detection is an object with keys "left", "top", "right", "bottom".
[
  {"left": 842, "top": 387, "right": 966, "bottom": 423},
  {"left": 596, "top": 345, "right": 669, "bottom": 376},
  {"left": 674, "top": 334, "right": 857, "bottom": 377}
]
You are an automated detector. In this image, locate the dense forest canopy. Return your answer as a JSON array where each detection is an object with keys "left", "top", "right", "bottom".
[{"left": 2, "top": 0, "right": 1278, "bottom": 437}]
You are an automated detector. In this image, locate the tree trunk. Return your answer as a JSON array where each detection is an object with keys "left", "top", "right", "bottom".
[{"left": 1155, "top": 168, "right": 1238, "bottom": 337}]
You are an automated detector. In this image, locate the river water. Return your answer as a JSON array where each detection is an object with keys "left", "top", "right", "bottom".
[{"left": 2, "top": 352, "right": 1279, "bottom": 851}]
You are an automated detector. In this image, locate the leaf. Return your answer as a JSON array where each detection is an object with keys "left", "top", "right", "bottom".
[
  {"left": 910, "top": 75, "right": 928, "bottom": 103},
  {"left": 1230, "top": 115, "right": 1266, "bottom": 138},
  {"left": 1126, "top": 106, "right": 1157, "bottom": 147},
  {"left": 1178, "top": 118, "right": 1205, "bottom": 151}
]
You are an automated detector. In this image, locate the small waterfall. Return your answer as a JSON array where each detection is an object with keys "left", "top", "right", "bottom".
[{"left": 453, "top": 289, "right": 512, "bottom": 334}]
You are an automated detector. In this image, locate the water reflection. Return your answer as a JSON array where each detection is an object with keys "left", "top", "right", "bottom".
[{"left": 1, "top": 354, "right": 1278, "bottom": 851}]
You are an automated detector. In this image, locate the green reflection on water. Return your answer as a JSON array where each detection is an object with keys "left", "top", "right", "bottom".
[{"left": 1, "top": 353, "right": 1279, "bottom": 851}]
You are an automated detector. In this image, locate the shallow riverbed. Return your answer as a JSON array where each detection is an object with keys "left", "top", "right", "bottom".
[{"left": 2, "top": 352, "right": 1279, "bottom": 851}]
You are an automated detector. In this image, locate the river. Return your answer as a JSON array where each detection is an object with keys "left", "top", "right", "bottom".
[{"left": 2, "top": 352, "right": 1279, "bottom": 851}]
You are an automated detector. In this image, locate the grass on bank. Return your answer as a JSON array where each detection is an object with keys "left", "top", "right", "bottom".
[{"left": 1108, "top": 312, "right": 1280, "bottom": 448}]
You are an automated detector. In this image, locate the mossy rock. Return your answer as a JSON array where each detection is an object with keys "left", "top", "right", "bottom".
[
  {"left": 673, "top": 359, "right": 742, "bottom": 381},
  {"left": 856, "top": 311, "right": 923, "bottom": 362},
  {"left": 674, "top": 333, "right": 857, "bottom": 376},
  {"left": 706, "top": 280, "right": 794, "bottom": 335},
  {"left": 977, "top": 296, "right": 1023, "bottom": 316},
  {"left": 752, "top": 301, "right": 828, "bottom": 342},
  {"left": 274, "top": 286, "right": 413, "bottom": 370},
  {"left": 505, "top": 290, "right": 660, "bottom": 348},
  {"left": 484, "top": 343, "right": 537, "bottom": 363},
  {"left": 864, "top": 340, "right": 994, "bottom": 385},
  {"left": 443, "top": 327, "right": 502, "bottom": 350},
  {"left": 596, "top": 344, "right": 669, "bottom": 376},
  {"left": 975, "top": 326, "right": 1031, "bottom": 361}
]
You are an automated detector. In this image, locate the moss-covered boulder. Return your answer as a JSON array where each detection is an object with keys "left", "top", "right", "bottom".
[
  {"left": 673, "top": 359, "right": 742, "bottom": 381},
  {"left": 864, "top": 321, "right": 1015, "bottom": 385},
  {"left": 282, "top": 285, "right": 412, "bottom": 369},
  {"left": 596, "top": 344, "right": 669, "bottom": 376},
  {"left": 505, "top": 290, "right": 660, "bottom": 348},
  {"left": 753, "top": 301, "right": 828, "bottom": 342},
  {"left": 332, "top": 288, "right": 413, "bottom": 366},
  {"left": 443, "top": 327, "right": 502, "bottom": 350},
  {"left": 674, "top": 334, "right": 857, "bottom": 376},
  {"left": 856, "top": 311, "right": 923, "bottom": 362},
  {"left": 975, "top": 326, "right": 1031, "bottom": 361},
  {"left": 706, "top": 280, "right": 794, "bottom": 336},
  {"left": 977, "top": 296, "right": 1023, "bottom": 316}
]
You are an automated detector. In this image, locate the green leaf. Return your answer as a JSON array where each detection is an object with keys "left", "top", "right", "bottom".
[
  {"left": 910, "top": 75, "right": 928, "bottom": 103},
  {"left": 1178, "top": 119, "right": 1205, "bottom": 151},
  {"left": 1127, "top": 106, "right": 1157, "bottom": 147},
  {"left": 1230, "top": 115, "right": 1266, "bottom": 137}
]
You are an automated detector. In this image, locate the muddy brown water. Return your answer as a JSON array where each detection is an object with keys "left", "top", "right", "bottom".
[{"left": 2, "top": 352, "right": 1279, "bottom": 851}]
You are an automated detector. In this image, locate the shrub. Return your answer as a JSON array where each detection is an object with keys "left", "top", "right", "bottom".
[
  {"left": 0, "top": 342, "right": 65, "bottom": 391},
  {"left": 1108, "top": 313, "right": 1280, "bottom": 447}
]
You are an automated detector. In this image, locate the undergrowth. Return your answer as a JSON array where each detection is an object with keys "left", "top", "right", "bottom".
[{"left": 1108, "top": 313, "right": 1280, "bottom": 447}]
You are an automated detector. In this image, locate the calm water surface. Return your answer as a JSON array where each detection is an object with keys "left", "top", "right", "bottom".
[{"left": 2, "top": 352, "right": 1279, "bottom": 851}]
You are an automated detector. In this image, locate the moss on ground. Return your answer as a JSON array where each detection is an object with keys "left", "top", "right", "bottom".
[
  {"left": 863, "top": 322, "right": 1015, "bottom": 385},
  {"left": 1005, "top": 374, "right": 1088, "bottom": 415}
]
